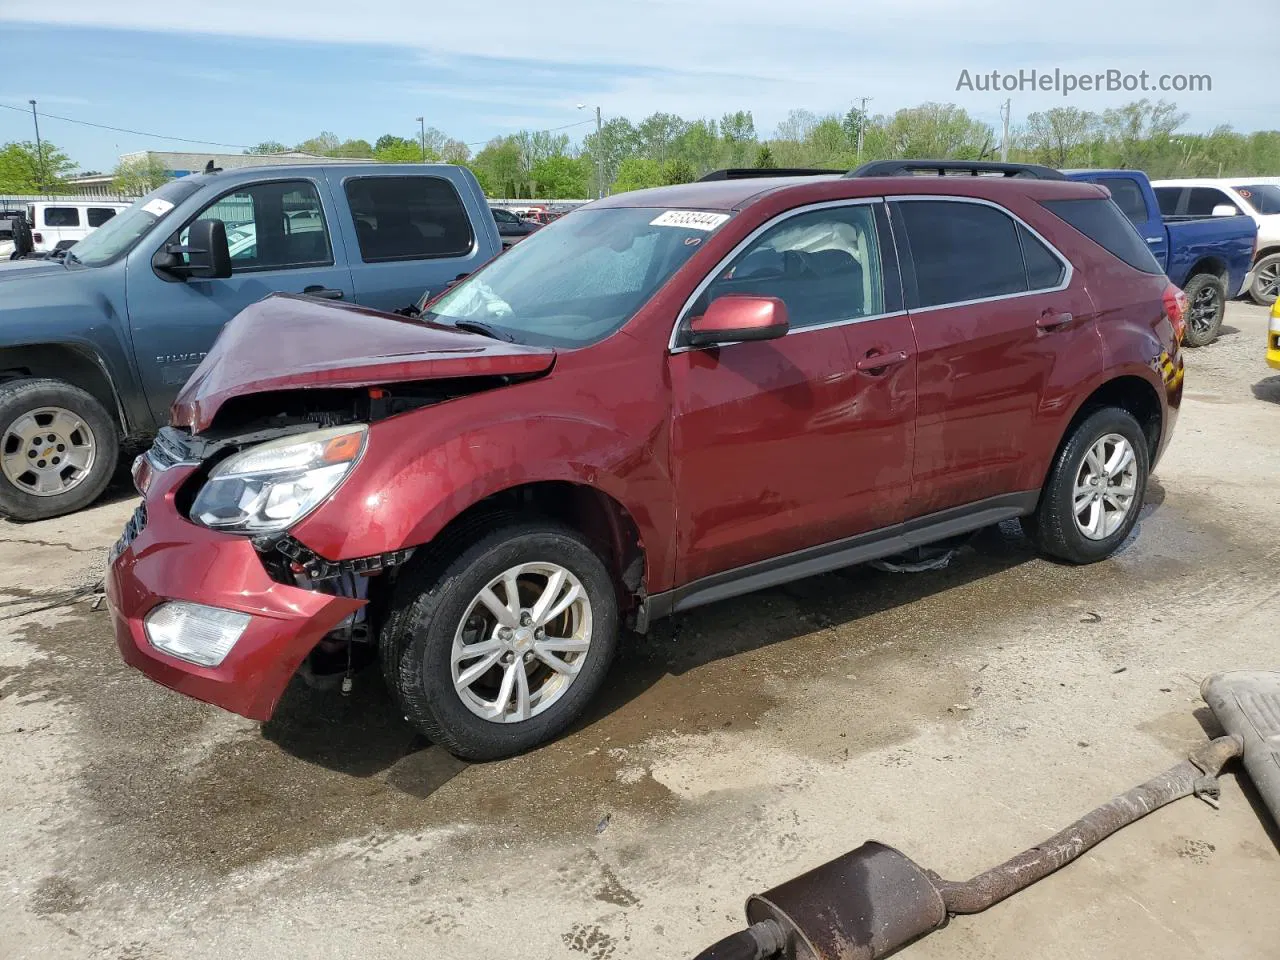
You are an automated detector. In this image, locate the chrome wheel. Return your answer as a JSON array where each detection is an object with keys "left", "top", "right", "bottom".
[
  {"left": 0, "top": 406, "right": 97, "bottom": 497},
  {"left": 451, "top": 562, "right": 592, "bottom": 723},
  {"left": 1073, "top": 433, "right": 1138, "bottom": 541},
  {"left": 1256, "top": 259, "right": 1280, "bottom": 302},
  {"left": 1188, "top": 284, "right": 1221, "bottom": 336}
]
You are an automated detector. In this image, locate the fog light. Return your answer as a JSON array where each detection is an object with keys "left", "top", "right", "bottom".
[{"left": 143, "top": 601, "right": 250, "bottom": 667}]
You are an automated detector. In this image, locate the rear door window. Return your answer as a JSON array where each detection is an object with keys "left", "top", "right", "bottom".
[
  {"left": 1096, "top": 178, "right": 1149, "bottom": 224},
  {"left": 1154, "top": 187, "right": 1183, "bottom": 216},
  {"left": 43, "top": 207, "right": 80, "bottom": 227},
  {"left": 895, "top": 200, "right": 1028, "bottom": 307},
  {"left": 1185, "top": 188, "right": 1240, "bottom": 216},
  {"left": 87, "top": 208, "right": 118, "bottom": 227},
  {"left": 1041, "top": 198, "right": 1164, "bottom": 275},
  {"left": 344, "top": 176, "right": 474, "bottom": 262},
  {"left": 1235, "top": 185, "right": 1280, "bottom": 215}
]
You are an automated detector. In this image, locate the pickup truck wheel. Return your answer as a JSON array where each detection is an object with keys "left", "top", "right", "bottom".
[
  {"left": 382, "top": 521, "right": 619, "bottom": 761},
  {"left": 1180, "top": 273, "right": 1226, "bottom": 347},
  {"left": 1249, "top": 253, "right": 1280, "bottom": 307},
  {"left": 1021, "top": 407, "right": 1149, "bottom": 565},
  {"left": 0, "top": 379, "right": 118, "bottom": 521}
]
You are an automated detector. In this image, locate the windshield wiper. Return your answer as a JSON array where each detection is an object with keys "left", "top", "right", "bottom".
[
  {"left": 451, "top": 319, "right": 516, "bottom": 343},
  {"left": 62, "top": 249, "right": 81, "bottom": 265}
]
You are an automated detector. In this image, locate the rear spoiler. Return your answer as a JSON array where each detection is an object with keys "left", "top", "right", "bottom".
[{"left": 847, "top": 160, "right": 1066, "bottom": 180}]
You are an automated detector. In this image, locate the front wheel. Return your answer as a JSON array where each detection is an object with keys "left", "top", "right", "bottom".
[
  {"left": 1021, "top": 407, "right": 1149, "bottom": 564},
  {"left": 1249, "top": 252, "right": 1280, "bottom": 307},
  {"left": 381, "top": 520, "right": 619, "bottom": 761},
  {"left": 1180, "top": 273, "right": 1226, "bottom": 347},
  {"left": 0, "top": 378, "right": 119, "bottom": 521}
]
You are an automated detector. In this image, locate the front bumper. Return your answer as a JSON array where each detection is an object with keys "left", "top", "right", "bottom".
[{"left": 106, "top": 465, "right": 363, "bottom": 721}]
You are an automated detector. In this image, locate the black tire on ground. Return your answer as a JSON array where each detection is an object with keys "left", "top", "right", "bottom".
[
  {"left": 1249, "top": 252, "right": 1280, "bottom": 307},
  {"left": 0, "top": 378, "right": 119, "bottom": 522},
  {"left": 1180, "top": 272, "right": 1226, "bottom": 348},
  {"left": 380, "top": 520, "right": 619, "bottom": 761},
  {"left": 1020, "top": 407, "right": 1150, "bottom": 565},
  {"left": 10, "top": 216, "right": 33, "bottom": 258}
]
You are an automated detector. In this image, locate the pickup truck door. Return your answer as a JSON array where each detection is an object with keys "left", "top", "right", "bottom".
[
  {"left": 323, "top": 168, "right": 501, "bottom": 314},
  {"left": 1087, "top": 174, "right": 1168, "bottom": 270},
  {"left": 124, "top": 175, "right": 356, "bottom": 427}
]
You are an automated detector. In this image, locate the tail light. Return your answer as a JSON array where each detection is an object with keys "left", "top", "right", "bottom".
[
  {"left": 32, "top": 231, "right": 42, "bottom": 245},
  {"left": 1163, "top": 283, "right": 1188, "bottom": 344}
]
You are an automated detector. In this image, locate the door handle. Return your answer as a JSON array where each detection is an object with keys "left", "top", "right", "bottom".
[
  {"left": 1145, "top": 237, "right": 1163, "bottom": 244},
  {"left": 855, "top": 350, "right": 910, "bottom": 373},
  {"left": 302, "top": 285, "right": 344, "bottom": 300},
  {"left": 1037, "top": 310, "right": 1073, "bottom": 330}
]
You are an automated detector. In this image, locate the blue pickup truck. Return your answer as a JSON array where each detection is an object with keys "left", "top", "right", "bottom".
[
  {"left": 0, "top": 163, "right": 501, "bottom": 520},
  {"left": 1064, "top": 169, "right": 1256, "bottom": 348}
]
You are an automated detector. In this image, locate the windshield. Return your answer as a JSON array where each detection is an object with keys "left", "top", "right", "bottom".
[
  {"left": 69, "top": 178, "right": 204, "bottom": 267},
  {"left": 1236, "top": 185, "right": 1280, "bottom": 216},
  {"left": 425, "top": 207, "right": 731, "bottom": 347}
]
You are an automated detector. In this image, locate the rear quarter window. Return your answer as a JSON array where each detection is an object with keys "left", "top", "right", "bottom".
[
  {"left": 344, "top": 176, "right": 475, "bottom": 263},
  {"left": 1041, "top": 198, "right": 1164, "bottom": 275},
  {"left": 87, "top": 208, "right": 118, "bottom": 227}
]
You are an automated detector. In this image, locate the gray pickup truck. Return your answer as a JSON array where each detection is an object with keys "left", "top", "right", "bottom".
[{"left": 0, "top": 163, "right": 502, "bottom": 520}]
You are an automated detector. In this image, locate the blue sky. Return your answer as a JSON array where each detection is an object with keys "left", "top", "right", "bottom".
[{"left": 1, "top": 0, "right": 1275, "bottom": 173}]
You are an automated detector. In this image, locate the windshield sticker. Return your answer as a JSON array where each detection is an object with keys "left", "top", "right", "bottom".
[
  {"left": 650, "top": 210, "right": 729, "bottom": 231},
  {"left": 141, "top": 198, "right": 174, "bottom": 217}
]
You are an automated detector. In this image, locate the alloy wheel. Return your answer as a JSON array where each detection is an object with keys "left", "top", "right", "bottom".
[
  {"left": 0, "top": 406, "right": 97, "bottom": 497},
  {"left": 1073, "top": 433, "right": 1139, "bottom": 541},
  {"left": 1188, "top": 284, "right": 1221, "bottom": 336}
]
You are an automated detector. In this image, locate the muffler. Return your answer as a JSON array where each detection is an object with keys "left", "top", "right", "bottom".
[{"left": 694, "top": 669, "right": 1280, "bottom": 960}]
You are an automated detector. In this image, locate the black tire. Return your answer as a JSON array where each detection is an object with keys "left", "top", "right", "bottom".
[
  {"left": 0, "top": 378, "right": 119, "bottom": 522},
  {"left": 380, "top": 520, "right": 619, "bottom": 761},
  {"left": 1249, "top": 252, "right": 1280, "bottom": 307},
  {"left": 10, "top": 216, "right": 33, "bottom": 258},
  {"left": 1180, "top": 273, "right": 1226, "bottom": 347},
  {"left": 1021, "top": 407, "right": 1149, "bottom": 565}
]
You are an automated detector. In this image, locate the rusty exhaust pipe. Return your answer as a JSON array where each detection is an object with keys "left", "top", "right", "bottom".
[{"left": 692, "top": 735, "right": 1243, "bottom": 960}]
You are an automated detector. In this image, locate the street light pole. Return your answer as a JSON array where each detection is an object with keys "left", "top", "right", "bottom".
[
  {"left": 578, "top": 103, "right": 605, "bottom": 198},
  {"left": 416, "top": 116, "right": 426, "bottom": 162},
  {"left": 29, "top": 100, "right": 47, "bottom": 192}
]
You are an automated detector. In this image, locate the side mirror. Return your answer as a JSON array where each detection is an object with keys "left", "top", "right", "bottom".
[
  {"left": 1211, "top": 204, "right": 1237, "bottom": 217},
  {"left": 683, "top": 295, "right": 789, "bottom": 348},
  {"left": 154, "top": 219, "right": 232, "bottom": 280}
]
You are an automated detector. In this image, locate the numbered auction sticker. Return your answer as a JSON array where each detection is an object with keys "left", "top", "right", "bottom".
[
  {"left": 141, "top": 198, "right": 175, "bottom": 217},
  {"left": 650, "top": 210, "right": 730, "bottom": 231}
]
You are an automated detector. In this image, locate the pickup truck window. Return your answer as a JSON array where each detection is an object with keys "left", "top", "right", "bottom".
[
  {"left": 1043, "top": 198, "right": 1163, "bottom": 275},
  {"left": 344, "top": 176, "right": 474, "bottom": 263},
  {"left": 1186, "top": 188, "right": 1240, "bottom": 217},
  {"left": 180, "top": 180, "right": 332, "bottom": 272},
  {"left": 692, "top": 204, "right": 885, "bottom": 328},
  {"left": 1236, "top": 185, "right": 1280, "bottom": 215},
  {"left": 897, "top": 200, "right": 1031, "bottom": 307},
  {"left": 427, "top": 207, "right": 722, "bottom": 348},
  {"left": 1096, "top": 177, "right": 1149, "bottom": 224},
  {"left": 44, "top": 207, "right": 80, "bottom": 227},
  {"left": 65, "top": 178, "right": 204, "bottom": 268},
  {"left": 1155, "top": 187, "right": 1181, "bottom": 216}
]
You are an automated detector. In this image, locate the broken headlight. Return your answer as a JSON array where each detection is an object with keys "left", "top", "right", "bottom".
[{"left": 191, "top": 425, "right": 366, "bottom": 534}]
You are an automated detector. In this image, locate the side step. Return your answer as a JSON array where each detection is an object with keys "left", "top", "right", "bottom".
[{"left": 1202, "top": 670, "right": 1280, "bottom": 827}]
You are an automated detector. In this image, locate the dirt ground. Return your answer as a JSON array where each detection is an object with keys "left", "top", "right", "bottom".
[{"left": 2, "top": 301, "right": 1278, "bottom": 960}]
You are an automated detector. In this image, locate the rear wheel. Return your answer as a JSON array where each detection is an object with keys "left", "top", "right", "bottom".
[
  {"left": 1021, "top": 407, "right": 1149, "bottom": 564},
  {"left": 0, "top": 378, "right": 118, "bottom": 521},
  {"left": 1180, "top": 273, "right": 1225, "bottom": 347},
  {"left": 381, "top": 520, "right": 619, "bottom": 761},
  {"left": 1249, "top": 253, "right": 1280, "bottom": 307}
]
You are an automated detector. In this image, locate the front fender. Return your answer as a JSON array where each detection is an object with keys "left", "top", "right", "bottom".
[{"left": 291, "top": 404, "right": 675, "bottom": 590}]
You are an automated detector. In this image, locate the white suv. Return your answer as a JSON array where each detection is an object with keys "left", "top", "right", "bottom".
[
  {"left": 25, "top": 200, "right": 133, "bottom": 254},
  {"left": 1152, "top": 178, "right": 1280, "bottom": 305}
]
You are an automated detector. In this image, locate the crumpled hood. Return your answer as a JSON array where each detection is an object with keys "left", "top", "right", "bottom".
[{"left": 172, "top": 293, "right": 555, "bottom": 432}]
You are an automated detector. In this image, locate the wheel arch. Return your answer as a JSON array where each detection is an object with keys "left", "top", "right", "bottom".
[
  {"left": 0, "top": 343, "right": 127, "bottom": 434},
  {"left": 1253, "top": 244, "right": 1280, "bottom": 265},
  {"left": 1054, "top": 375, "right": 1164, "bottom": 472},
  {"left": 1183, "top": 256, "right": 1228, "bottom": 283}
]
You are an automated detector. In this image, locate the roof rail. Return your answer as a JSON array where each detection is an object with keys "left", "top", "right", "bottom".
[
  {"left": 697, "top": 168, "right": 843, "bottom": 181},
  {"left": 847, "top": 160, "right": 1066, "bottom": 181}
]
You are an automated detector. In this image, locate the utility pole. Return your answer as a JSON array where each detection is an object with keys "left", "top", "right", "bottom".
[
  {"left": 29, "top": 100, "right": 47, "bottom": 192},
  {"left": 595, "top": 106, "right": 603, "bottom": 198},
  {"left": 999, "top": 99, "right": 1011, "bottom": 162},
  {"left": 416, "top": 116, "right": 426, "bottom": 162},
  {"left": 855, "top": 96, "right": 871, "bottom": 164}
]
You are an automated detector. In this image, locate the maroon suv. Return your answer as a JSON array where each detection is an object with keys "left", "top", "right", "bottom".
[{"left": 107, "top": 163, "right": 1186, "bottom": 760}]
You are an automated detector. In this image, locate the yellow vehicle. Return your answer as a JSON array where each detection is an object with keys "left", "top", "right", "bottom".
[{"left": 1270, "top": 299, "right": 1280, "bottom": 370}]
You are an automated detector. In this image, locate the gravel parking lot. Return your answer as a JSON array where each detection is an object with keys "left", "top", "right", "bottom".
[{"left": 2, "top": 301, "right": 1278, "bottom": 960}]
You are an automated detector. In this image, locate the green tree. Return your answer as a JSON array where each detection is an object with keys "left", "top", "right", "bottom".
[
  {"left": 112, "top": 155, "right": 171, "bottom": 194},
  {"left": 584, "top": 117, "right": 641, "bottom": 196},
  {"left": 0, "top": 140, "right": 76, "bottom": 192},
  {"left": 753, "top": 145, "right": 777, "bottom": 169},
  {"left": 663, "top": 158, "right": 697, "bottom": 184},
  {"left": 671, "top": 118, "right": 721, "bottom": 175},
  {"left": 375, "top": 134, "right": 416, "bottom": 153},
  {"left": 1022, "top": 107, "right": 1097, "bottom": 167},
  {"left": 612, "top": 157, "right": 664, "bottom": 192},
  {"left": 530, "top": 155, "right": 591, "bottom": 198},
  {"left": 775, "top": 109, "right": 819, "bottom": 142},
  {"left": 720, "top": 110, "right": 757, "bottom": 166},
  {"left": 249, "top": 140, "right": 290, "bottom": 155},
  {"left": 295, "top": 131, "right": 341, "bottom": 155},
  {"left": 637, "top": 112, "right": 689, "bottom": 165},
  {"left": 883, "top": 103, "right": 993, "bottom": 159},
  {"left": 471, "top": 136, "right": 525, "bottom": 197},
  {"left": 377, "top": 142, "right": 430, "bottom": 163}
]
